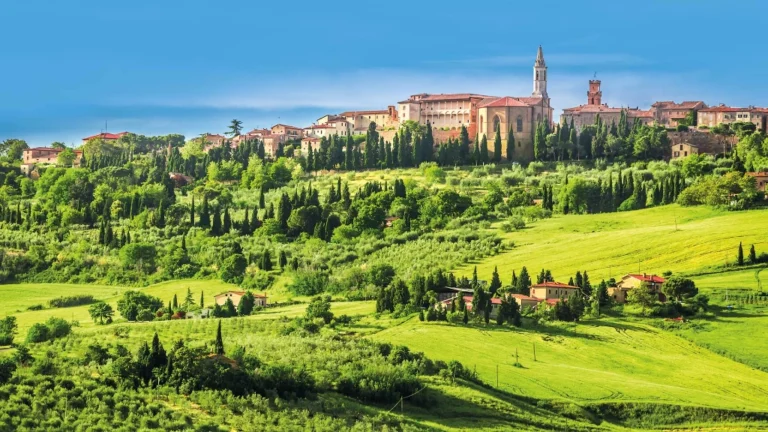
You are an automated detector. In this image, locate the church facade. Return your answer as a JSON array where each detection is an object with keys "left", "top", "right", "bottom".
[{"left": 398, "top": 46, "right": 553, "bottom": 162}]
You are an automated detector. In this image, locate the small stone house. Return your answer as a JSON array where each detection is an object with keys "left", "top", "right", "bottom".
[{"left": 214, "top": 291, "right": 267, "bottom": 309}]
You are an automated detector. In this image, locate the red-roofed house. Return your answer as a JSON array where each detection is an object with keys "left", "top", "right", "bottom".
[
  {"left": 271, "top": 124, "right": 303, "bottom": 140},
  {"left": 747, "top": 172, "right": 768, "bottom": 193},
  {"left": 608, "top": 274, "right": 666, "bottom": 303},
  {"left": 81, "top": 131, "right": 129, "bottom": 144},
  {"left": 697, "top": 105, "right": 767, "bottom": 131},
  {"left": 337, "top": 106, "right": 398, "bottom": 131},
  {"left": 529, "top": 281, "right": 581, "bottom": 302},
  {"left": 509, "top": 293, "right": 539, "bottom": 310},
  {"left": 214, "top": 291, "right": 267, "bottom": 309},
  {"left": 443, "top": 295, "right": 503, "bottom": 318},
  {"left": 651, "top": 101, "right": 707, "bottom": 127},
  {"left": 22, "top": 147, "right": 84, "bottom": 171},
  {"left": 203, "top": 134, "right": 227, "bottom": 151}
]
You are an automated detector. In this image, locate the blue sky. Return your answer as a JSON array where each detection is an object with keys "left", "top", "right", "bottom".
[{"left": 2, "top": 0, "right": 767, "bottom": 146}]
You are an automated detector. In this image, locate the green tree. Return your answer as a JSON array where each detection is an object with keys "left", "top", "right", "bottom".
[
  {"left": 738, "top": 242, "right": 744, "bottom": 265},
  {"left": 227, "top": 119, "right": 243, "bottom": 137},
  {"left": 220, "top": 254, "right": 247, "bottom": 284},
  {"left": 662, "top": 277, "right": 698, "bottom": 303},
  {"left": 117, "top": 291, "right": 163, "bottom": 321},
  {"left": 462, "top": 308, "right": 469, "bottom": 324},
  {"left": 261, "top": 249, "right": 273, "bottom": 271},
  {"left": 506, "top": 125, "right": 515, "bottom": 161},
  {"left": 239, "top": 292, "right": 255, "bottom": 316},
  {"left": 517, "top": 267, "right": 531, "bottom": 295},
  {"left": 88, "top": 302, "right": 114, "bottom": 325},
  {"left": 493, "top": 124, "right": 502, "bottom": 163},
  {"left": 1, "top": 139, "right": 29, "bottom": 160},
  {"left": 749, "top": 244, "right": 757, "bottom": 264},
  {"left": 183, "top": 288, "right": 195, "bottom": 310},
  {"left": 489, "top": 266, "right": 502, "bottom": 295},
  {"left": 627, "top": 282, "right": 657, "bottom": 315},
  {"left": 224, "top": 298, "right": 237, "bottom": 317},
  {"left": 0, "top": 317, "right": 18, "bottom": 346},
  {"left": 305, "top": 295, "right": 334, "bottom": 324},
  {"left": 57, "top": 148, "right": 77, "bottom": 166},
  {"left": 200, "top": 291, "right": 204, "bottom": 308},
  {"left": 214, "top": 320, "right": 225, "bottom": 355}
]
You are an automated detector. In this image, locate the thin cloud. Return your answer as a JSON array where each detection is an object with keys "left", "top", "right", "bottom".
[{"left": 424, "top": 53, "right": 650, "bottom": 67}]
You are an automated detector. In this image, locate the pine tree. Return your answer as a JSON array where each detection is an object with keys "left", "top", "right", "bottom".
[
  {"left": 214, "top": 320, "right": 225, "bottom": 355},
  {"left": 517, "top": 267, "right": 531, "bottom": 295},
  {"left": 738, "top": 242, "right": 744, "bottom": 265}
]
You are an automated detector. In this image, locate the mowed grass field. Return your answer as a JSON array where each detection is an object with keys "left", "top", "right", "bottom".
[
  {"left": 455, "top": 205, "right": 768, "bottom": 284},
  {"left": 371, "top": 317, "right": 768, "bottom": 413}
]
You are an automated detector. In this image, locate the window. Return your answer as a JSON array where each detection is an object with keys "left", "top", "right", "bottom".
[
  {"left": 516, "top": 115, "right": 523, "bottom": 132},
  {"left": 493, "top": 115, "right": 501, "bottom": 133},
  {"left": 679, "top": 145, "right": 683, "bottom": 150}
]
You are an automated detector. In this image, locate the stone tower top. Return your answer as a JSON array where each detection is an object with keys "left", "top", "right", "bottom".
[
  {"left": 588, "top": 80, "right": 602, "bottom": 106},
  {"left": 532, "top": 46, "right": 548, "bottom": 98}
]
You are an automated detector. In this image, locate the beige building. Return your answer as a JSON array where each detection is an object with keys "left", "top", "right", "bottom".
[
  {"left": 299, "top": 137, "right": 320, "bottom": 155},
  {"left": 561, "top": 80, "right": 654, "bottom": 131},
  {"left": 338, "top": 107, "right": 399, "bottom": 133},
  {"left": 398, "top": 93, "right": 489, "bottom": 136},
  {"left": 671, "top": 142, "right": 698, "bottom": 158},
  {"left": 697, "top": 105, "right": 768, "bottom": 131},
  {"left": 214, "top": 291, "right": 267, "bottom": 308},
  {"left": 509, "top": 293, "right": 539, "bottom": 310},
  {"left": 529, "top": 281, "right": 581, "bottom": 301},
  {"left": 608, "top": 274, "right": 666, "bottom": 304},
  {"left": 476, "top": 95, "right": 552, "bottom": 162},
  {"left": 22, "top": 147, "right": 83, "bottom": 167},
  {"left": 271, "top": 124, "right": 303, "bottom": 141},
  {"left": 303, "top": 124, "right": 338, "bottom": 138},
  {"left": 651, "top": 101, "right": 707, "bottom": 127},
  {"left": 747, "top": 172, "right": 768, "bottom": 193}
]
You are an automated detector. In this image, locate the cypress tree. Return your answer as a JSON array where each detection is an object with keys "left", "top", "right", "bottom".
[
  {"left": 480, "top": 134, "right": 489, "bottom": 163},
  {"left": 223, "top": 208, "right": 231, "bottom": 234},
  {"left": 200, "top": 196, "right": 210, "bottom": 228},
  {"left": 493, "top": 124, "right": 502, "bottom": 163},
  {"left": 489, "top": 266, "right": 502, "bottom": 295},
  {"left": 749, "top": 244, "right": 757, "bottom": 264},
  {"left": 462, "top": 308, "right": 469, "bottom": 324},
  {"left": 506, "top": 124, "right": 515, "bottom": 162},
  {"left": 200, "top": 291, "right": 204, "bottom": 308},
  {"left": 738, "top": 242, "right": 744, "bottom": 265},
  {"left": 261, "top": 249, "right": 272, "bottom": 271},
  {"left": 190, "top": 196, "right": 195, "bottom": 226},
  {"left": 172, "top": 294, "right": 178, "bottom": 310},
  {"left": 258, "top": 186, "right": 265, "bottom": 209},
  {"left": 211, "top": 208, "right": 222, "bottom": 236},
  {"left": 214, "top": 320, "right": 225, "bottom": 355},
  {"left": 240, "top": 208, "right": 250, "bottom": 235},
  {"left": 250, "top": 206, "right": 259, "bottom": 232}
]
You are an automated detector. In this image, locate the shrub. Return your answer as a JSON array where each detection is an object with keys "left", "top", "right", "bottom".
[
  {"left": 288, "top": 270, "right": 329, "bottom": 296},
  {"left": 26, "top": 323, "right": 50, "bottom": 343},
  {"left": 117, "top": 291, "right": 163, "bottom": 321},
  {"left": 48, "top": 295, "right": 95, "bottom": 308},
  {"left": 220, "top": 254, "right": 247, "bottom": 284}
]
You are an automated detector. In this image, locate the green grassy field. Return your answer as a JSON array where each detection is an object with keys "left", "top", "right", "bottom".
[
  {"left": 455, "top": 205, "right": 768, "bottom": 284},
  {"left": 371, "top": 316, "right": 768, "bottom": 413},
  {"left": 692, "top": 268, "right": 768, "bottom": 298}
]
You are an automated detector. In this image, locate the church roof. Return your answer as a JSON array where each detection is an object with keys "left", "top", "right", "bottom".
[
  {"left": 478, "top": 96, "right": 534, "bottom": 108},
  {"left": 535, "top": 45, "right": 546, "bottom": 67}
]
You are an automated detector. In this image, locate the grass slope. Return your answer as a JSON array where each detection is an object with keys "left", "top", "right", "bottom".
[
  {"left": 371, "top": 317, "right": 768, "bottom": 413},
  {"left": 455, "top": 205, "right": 768, "bottom": 284}
]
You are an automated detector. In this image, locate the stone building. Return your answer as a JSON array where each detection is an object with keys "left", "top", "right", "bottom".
[
  {"left": 697, "top": 105, "right": 768, "bottom": 132},
  {"left": 561, "top": 80, "right": 654, "bottom": 131},
  {"left": 651, "top": 101, "right": 707, "bottom": 127}
]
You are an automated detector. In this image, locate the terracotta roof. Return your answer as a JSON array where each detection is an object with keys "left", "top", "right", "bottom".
[
  {"left": 626, "top": 274, "right": 665, "bottom": 284},
  {"left": 517, "top": 96, "right": 545, "bottom": 105},
  {"left": 542, "top": 298, "right": 560, "bottom": 305},
  {"left": 531, "top": 281, "right": 580, "bottom": 290},
  {"left": 461, "top": 295, "right": 502, "bottom": 305},
  {"left": 301, "top": 137, "right": 320, "bottom": 142},
  {"left": 510, "top": 294, "right": 537, "bottom": 301},
  {"left": 305, "top": 124, "right": 335, "bottom": 129},
  {"left": 652, "top": 101, "right": 705, "bottom": 110},
  {"left": 28, "top": 147, "right": 64, "bottom": 152},
  {"left": 399, "top": 93, "right": 494, "bottom": 104},
  {"left": 628, "top": 110, "right": 654, "bottom": 118},
  {"left": 747, "top": 172, "right": 768, "bottom": 177},
  {"left": 272, "top": 124, "right": 302, "bottom": 130},
  {"left": 338, "top": 110, "right": 390, "bottom": 116},
  {"left": 478, "top": 96, "right": 533, "bottom": 108},
  {"left": 699, "top": 106, "right": 743, "bottom": 113},
  {"left": 83, "top": 132, "right": 128, "bottom": 141}
]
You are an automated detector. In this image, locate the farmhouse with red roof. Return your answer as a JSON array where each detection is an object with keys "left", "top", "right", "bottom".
[{"left": 608, "top": 273, "right": 667, "bottom": 304}]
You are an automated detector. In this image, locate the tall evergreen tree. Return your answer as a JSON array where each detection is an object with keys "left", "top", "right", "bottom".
[
  {"left": 480, "top": 134, "right": 489, "bottom": 163},
  {"left": 738, "top": 242, "right": 744, "bottom": 265},
  {"left": 459, "top": 125, "right": 470, "bottom": 164},
  {"left": 750, "top": 244, "right": 757, "bottom": 264},
  {"left": 199, "top": 196, "right": 211, "bottom": 228},
  {"left": 214, "top": 320, "right": 225, "bottom": 355},
  {"left": 211, "top": 207, "right": 222, "bottom": 236},
  {"left": 222, "top": 207, "right": 232, "bottom": 233},
  {"left": 506, "top": 124, "right": 515, "bottom": 162},
  {"left": 190, "top": 196, "right": 195, "bottom": 226},
  {"left": 489, "top": 266, "right": 502, "bottom": 295},
  {"left": 493, "top": 124, "right": 502, "bottom": 163}
]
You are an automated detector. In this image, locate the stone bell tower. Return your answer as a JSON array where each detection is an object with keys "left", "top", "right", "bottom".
[{"left": 532, "top": 45, "right": 548, "bottom": 99}]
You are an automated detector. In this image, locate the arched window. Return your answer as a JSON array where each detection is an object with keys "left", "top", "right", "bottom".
[
  {"left": 516, "top": 115, "right": 523, "bottom": 132},
  {"left": 493, "top": 115, "right": 501, "bottom": 133}
]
